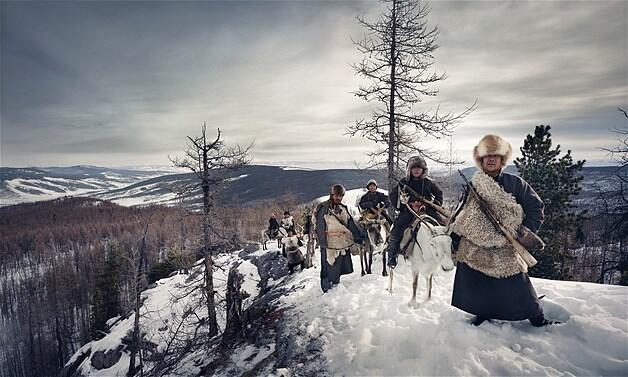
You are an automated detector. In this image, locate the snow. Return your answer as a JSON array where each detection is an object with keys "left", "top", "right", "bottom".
[
  {"left": 4, "top": 178, "right": 98, "bottom": 204},
  {"left": 226, "top": 174, "right": 249, "bottom": 182},
  {"left": 238, "top": 260, "right": 261, "bottom": 310},
  {"left": 314, "top": 187, "right": 389, "bottom": 217},
  {"left": 69, "top": 252, "right": 252, "bottom": 376},
  {"left": 65, "top": 237, "right": 628, "bottom": 376},
  {"left": 280, "top": 166, "right": 315, "bottom": 171},
  {"left": 232, "top": 343, "right": 276, "bottom": 371},
  {"left": 110, "top": 191, "right": 179, "bottom": 207},
  {"left": 279, "top": 254, "right": 628, "bottom": 376},
  {"left": 1, "top": 169, "right": 166, "bottom": 207}
]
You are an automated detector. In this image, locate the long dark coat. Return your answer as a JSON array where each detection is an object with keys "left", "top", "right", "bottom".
[
  {"left": 390, "top": 177, "right": 443, "bottom": 220},
  {"left": 451, "top": 171, "right": 545, "bottom": 321},
  {"left": 315, "top": 199, "right": 362, "bottom": 292},
  {"left": 359, "top": 191, "right": 391, "bottom": 211}
]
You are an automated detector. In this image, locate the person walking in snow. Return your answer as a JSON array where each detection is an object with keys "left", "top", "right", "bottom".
[
  {"left": 449, "top": 134, "right": 558, "bottom": 327},
  {"left": 359, "top": 179, "right": 393, "bottom": 225},
  {"left": 281, "top": 228, "right": 306, "bottom": 274},
  {"left": 315, "top": 184, "right": 363, "bottom": 292},
  {"left": 387, "top": 156, "right": 444, "bottom": 268}
]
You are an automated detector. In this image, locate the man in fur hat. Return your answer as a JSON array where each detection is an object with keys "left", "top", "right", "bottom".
[
  {"left": 387, "top": 156, "right": 444, "bottom": 268},
  {"left": 359, "top": 179, "right": 393, "bottom": 225},
  {"left": 314, "top": 184, "right": 364, "bottom": 292},
  {"left": 449, "top": 134, "right": 557, "bottom": 327}
]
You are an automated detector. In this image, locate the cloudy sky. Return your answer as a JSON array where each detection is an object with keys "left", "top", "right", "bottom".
[{"left": 1, "top": 0, "right": 626, "bottom": 169}]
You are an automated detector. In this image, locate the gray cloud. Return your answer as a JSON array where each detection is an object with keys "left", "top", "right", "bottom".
[{"left": 1, "top": 0, "right": 626, "bottom": 168}]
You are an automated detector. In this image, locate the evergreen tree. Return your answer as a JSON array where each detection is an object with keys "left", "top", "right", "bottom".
[
  {"left": 515, "top": 125, "right": 586, "bottom": 279},
  {"left": 90, "top": 241, "right": 124, "bottom": 339}
]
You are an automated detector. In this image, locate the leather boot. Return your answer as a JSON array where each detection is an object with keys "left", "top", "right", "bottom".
[{"left": 386, "top": 231, "right": 403, "bottom": 268}]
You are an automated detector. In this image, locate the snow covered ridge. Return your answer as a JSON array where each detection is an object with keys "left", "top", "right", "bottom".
[
  {"left": 0, "top": 166, "right": 168, "bottom": 207},
  {"left": 1, "top": 165, "right": 621, "bottom": 208},
  {"left": 63, "top": 242, "right": 627, "bottom": 377}
]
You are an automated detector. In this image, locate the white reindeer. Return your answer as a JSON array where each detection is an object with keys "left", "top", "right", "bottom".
[{"left": 388, "top": 215, "right": 454, "bottom": 308}]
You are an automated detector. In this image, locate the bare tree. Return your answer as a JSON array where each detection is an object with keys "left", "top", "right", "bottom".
[
  {"left": 127, "top": 216, "right": 152, "bottom": 377},
  {"left": 604, "top": 107, "right": 628, "bottom": 168},
  {"left": 222, "top": 267, "right": 244, "bottom": 345},
  {"left": 171, "top": 123, "right": 252, "bottom": 337},
  {"left": 347, "top": 0, "right": 475, "bottom": 190}
]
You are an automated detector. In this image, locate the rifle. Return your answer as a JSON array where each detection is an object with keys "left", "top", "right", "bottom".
[
  {"left": 394, "top": 178, "right": 451, "bottom": 219},
  {"left": 457, "top": 171, "right": 538, "bottom": 268}
]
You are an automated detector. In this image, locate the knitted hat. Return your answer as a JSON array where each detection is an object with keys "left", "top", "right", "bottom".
[{"left": 366, "top": 179, "right": 378, "bottom": 188}]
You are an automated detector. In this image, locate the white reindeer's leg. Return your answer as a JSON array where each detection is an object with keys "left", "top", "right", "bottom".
[
  {"left": 387, "top": 268, "right": 394, "bottom": 294},
  {"left": 408, "top": 272, "right": 419, "bottom": 308},
  {"left": 425, "top": 275, "right": 433, "bottom": 301}
]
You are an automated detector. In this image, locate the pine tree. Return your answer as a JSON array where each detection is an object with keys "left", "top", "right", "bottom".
[
  {"left": 90, "top": 241, "right": 124, "bottom": 339},
  {"left": 515, "top": 125, "right": 586, "bottom": 279}
]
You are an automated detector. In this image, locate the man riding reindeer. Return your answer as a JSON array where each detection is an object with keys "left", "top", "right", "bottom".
[
  {"left": 386, "top": 156, "right": 444, "bottom": 269},
  {"left": 358, "top": 179, "right": 393, "bottom": 226}
]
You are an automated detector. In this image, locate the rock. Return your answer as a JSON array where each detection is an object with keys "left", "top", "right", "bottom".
[
  {"left": 168, "top": 270, "right": 179, "bottom": 277},
  {"left": 59, "top": 348, "right": 91, "bottom": 377},
  {"left": 90, "top": 345, "right": 123, "bottom": 370}
]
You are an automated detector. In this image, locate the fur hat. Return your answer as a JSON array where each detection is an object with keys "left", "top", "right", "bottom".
[
  {"left": 473, "top": 134, "right": 513, "bottom": 170},
  {"left": 366, "top": 179, "right": 378, "bottom": 188},
  {"left": 406, "top": 156, "right": 428, "bottom": 179},
  {"left": 330, "top": 184, "right": 346, "bottom": 195}
]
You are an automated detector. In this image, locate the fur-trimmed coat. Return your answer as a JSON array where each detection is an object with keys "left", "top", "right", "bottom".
[
  {"left": 314, "top": 200, "right": 362, "bottom": 265},
  {"left": 450, "top": 171, "right": 544, "bottom": 278}
]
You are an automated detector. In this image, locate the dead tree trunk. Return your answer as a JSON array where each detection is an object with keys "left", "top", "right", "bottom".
[
  {"left": 128, "top": 220, "right": 150, "bottom": 377},
  {"left": 171, "top": 124, "right": 251, "bottom": 339},
  {"left": 222, "top": 267, "right": 243, "bottom": 344}
]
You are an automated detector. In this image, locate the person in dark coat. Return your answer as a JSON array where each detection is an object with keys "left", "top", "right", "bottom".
[
  {"left": 315, "top": 184, "right": 363, "bottom": 292},
  {"left": 359, "top": 179, "right": 393, "bottom": 225},
  {"left": 268, "top": 213, "right": 280, "bottom": 238},
  {"left": 387, "top": 156, "right": 444, "bottom": 268},
  {"left": 449, "top": 134, "right": 557, "bottom": 327}
]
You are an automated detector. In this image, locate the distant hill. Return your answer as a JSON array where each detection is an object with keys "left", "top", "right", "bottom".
[{"left": 1, "top": 164, "right": 622, "bottom": 208}]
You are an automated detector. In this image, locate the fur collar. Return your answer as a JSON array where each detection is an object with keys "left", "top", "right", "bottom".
[
  {"left": 451, "top": 171, "right": 526, "bottom": 278},
  {"left": 453, "top": 171, "right": 523, "bottom": 247}
]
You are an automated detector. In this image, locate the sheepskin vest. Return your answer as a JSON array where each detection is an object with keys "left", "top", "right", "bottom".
[
  {"left": 282, "top": 235, "right": 299, "bottom": 252},
  {"left": 324, "top": 206, "right": 354, "bottom": 265},
  {"left": 451, "top": 171, "right": 527, "bottom": 278}
]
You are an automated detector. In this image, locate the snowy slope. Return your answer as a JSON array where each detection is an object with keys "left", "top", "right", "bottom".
[
  {"left": 63, "top": 252, "right": 262, "bottom": 377},
  {"left": 0, "top": 166, "right": 169, "bottom": 207},
  {"left": 63, "top": 189, "right": 627, "bottom": 377},
  {"left": 279, "top": 256, "right": 627, "bottom": 376},
  {"left": 64, "top": 243, "right": 627, "bottom": 377}
]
